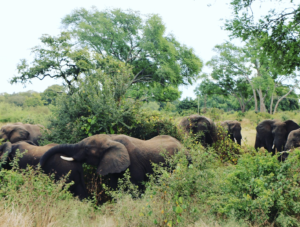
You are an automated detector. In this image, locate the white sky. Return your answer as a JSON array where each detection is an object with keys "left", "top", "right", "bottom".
[{"left": 0, "top": 0, "right": 280, "bottom": 99}]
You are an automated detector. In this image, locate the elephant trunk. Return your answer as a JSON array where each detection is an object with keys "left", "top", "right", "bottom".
[
  {"left": 233, "top": 131, "right": 242, "bottom": 145},
  {"left": 0, "top": 142, "right": 12, "bottom": 164},
  {"left": 274, "top": 138, "right": 286, "bottom": 152},
  {"left": 40, "top": 143, "right": 80, "bottom": 167}
]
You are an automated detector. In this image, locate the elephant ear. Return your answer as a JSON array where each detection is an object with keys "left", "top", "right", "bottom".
[
  {"left": 222, "top": 122, "right": 229, "bottom": 132},
  {"left": 285, "top": 120, "right": 300, "bottom": 134},
  {"left": 97, "top": 140, "right": 130, "bottom": 176},
  {"left": 229, "top": 123, "right": 236, "bottom": 131},
  {"left": 9, "top": 126, "right": 30, "bottom": 143}
]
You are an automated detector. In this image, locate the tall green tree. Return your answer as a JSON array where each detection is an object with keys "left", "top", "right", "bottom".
[
  {"left": 225, "top": 0, "right": 300, "bottom": 74},
  {"left": 196, "top": 42, "right": 254, "bottom": 112},
  {"left": 61, "top": 8, "right": 202, "bottom": 95},
  {"left": 197, "top": 41, "right": 299, "bottom": 113},
  {"left": 12, "top": 8, "right": 202, "bottom": 102}
]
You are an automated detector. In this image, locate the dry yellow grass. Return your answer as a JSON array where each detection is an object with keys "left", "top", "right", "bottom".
[
  {"left": 0, "top": 203, "right": 116, "bottom": 227},
  {"left": 240, "top": 118, "right": 256, "bottom": 147}
]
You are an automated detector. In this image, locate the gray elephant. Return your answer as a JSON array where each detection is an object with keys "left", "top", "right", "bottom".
[
  {"left": 285, "top": 128, "right": 300, "bottom": 150},
  {"left": 255, "top": 119, "right": 300, "bottom": 154},
  {"left": 0, "top": 122, "right": 43, "bottom": 145},
  {"left": 220, "top": 120, "right": 242, "bottom": 145},
  {"left": 179, "top": 114, "right": 217, "bottom": 147},
  {"left": 0, "top": 141, "right": 88, "bottom": 199},
  {"left": 40, "top": 134, "right": 183, "bottom": 189}
]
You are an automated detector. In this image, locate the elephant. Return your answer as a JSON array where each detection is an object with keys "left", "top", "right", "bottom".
[
  {"left": 40, "top": 134, "right": 183, "bottom": 190},
  {"left": 179, "top": 114, "right": 217, "bottom": 147},
  {"left": 0, "top": 122, "right": 43, "bottom": 145},
  {"left": 0, "top": 141, "right": 88, "bottom": 199},
  {"left": 254, "top": 119, "right": 300, "bottom": 154},
  {"left": 277, "top": 128, "right": 300, "bottom": 162},
  {"left": 220, "top": 120, "right": 242, "bottom": 145},
  {"left": 285, "top": 128, "right": 300, "bottom": 150}
]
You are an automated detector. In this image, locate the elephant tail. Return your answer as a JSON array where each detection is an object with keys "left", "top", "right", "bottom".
[{"left": 40, "top": 144, "right": 78, "bottom": 167}]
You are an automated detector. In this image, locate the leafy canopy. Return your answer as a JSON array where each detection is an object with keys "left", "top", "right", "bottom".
[
  {"left": 225, "top": 0, "right": 300, "bottom": 73},
  {"left": 61, "top": 8, "right": 202, "bottom": 89},
  {"left": 12, "top": 8, "right": 202, "bottom": 101}
]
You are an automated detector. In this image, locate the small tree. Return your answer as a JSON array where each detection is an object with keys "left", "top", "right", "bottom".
[{"left": 46, "top": 57, "right": 140, "bottom": 143}]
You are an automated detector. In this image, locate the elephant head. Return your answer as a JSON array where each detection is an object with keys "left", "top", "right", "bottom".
[
  {"left": 221, "top": 120, "right": 242, "bottom": 145},
  {"left": 285, "top": 128, "right": 300, "bottom": 151},
  {"left": 40, "top": 134, "right": 130, "bottom": 176},
  {"left": 272, "top": 120, "right": 300, "bottom": 152},
  {"left": 179, "top": 114, "right": 203, "bottom": 134},
  {"left": 179, "top": 114, "right": 217, "bottom": 146},
  {"left": 0, "top": 124, "right": 30, "bottom": 144}
]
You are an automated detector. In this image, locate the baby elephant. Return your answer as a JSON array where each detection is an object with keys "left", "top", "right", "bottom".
[{"left": 220, "top": 120, "right": 242, "bottom": 145}]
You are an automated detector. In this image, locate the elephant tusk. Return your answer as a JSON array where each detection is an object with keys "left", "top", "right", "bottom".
[
  {"left": 272, "top": 144, "right": 275, "bottom": 149},
  {"left": 60, "top": 156, "right": 74, "bottom": 161},
  {"left": 279, "top": 149, "right": 291, "bottom": 154}
]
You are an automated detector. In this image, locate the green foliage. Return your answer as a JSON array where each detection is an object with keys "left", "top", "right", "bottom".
[
  {"left": 46, "top": 58, "right": 139, "bottom": 143},
  {"left": 13, "top": 8, "right": 202, "bottom": 102},
  {"left": 215, "top": 149, "right": 300, "bottom": 226},
  {"left": 13, "top": 32, "right": 94, "bottom": 90},
  {"left": 197, "top": 42, "right": 253, "bottom": 112},
  {"left": 41, "top": 84, "right": 64, "bottom": 105},
  {"left": 176, "top": 98, "right": 198, "bottom": 114},
  {"left": 225, "top": 0, "right": 300, "bottom": 74},
  {"left": 23, "top": 93, "right": 45, "bottom": 107},
  {"left": 0, "top": 102, "right": 50, "bottom": 125},
  {"left": 206, "top": 108, "right": 224, "bottom": 121},
  {"left": 103, "top": 145, "right": 220, "bottom": 226},
  {"left": 212, "top": 124, "right": 244, "bottom": 165},
  {"left": 127, "top": 112, "right": 184, "bottom": 141},
  {"left": 62, "top": 8, "right": 202, "bottom": 93},
  {"left": 141, "top": 101, "right": 160, "bottom": 112}
]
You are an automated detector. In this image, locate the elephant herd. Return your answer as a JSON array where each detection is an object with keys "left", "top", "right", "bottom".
[
  {"left": 0, "top": 116, "right": 299, "bottom": 199},
  {"left": 0, "top": 123, "right": 183, "bottom": 199}
]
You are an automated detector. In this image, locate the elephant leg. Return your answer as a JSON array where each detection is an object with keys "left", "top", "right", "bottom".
[
  {"left": 254, "top": 133, "right": 261, "bottom": 150},
  {"left": 129, "top": 166, "right": 146, "bottom": 191},
  {"left": 229, "top": 134, "right": 234, "bottom": 142},
  {"left": 109, "top": 172, "right": 124, "bottom": 190},
  {"left": 264, "top": 136, "right": 274, "bottom": 153}
]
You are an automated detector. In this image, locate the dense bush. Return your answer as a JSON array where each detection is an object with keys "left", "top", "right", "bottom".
[
  {"left": 214, "top": 149, "right": 300, "bottom": 226},
  {"left": 212, "top": 124, "right": 244, "bottom": 165},
  {"left": 45, "top": 58, "right": 140, "bottom": 144}
]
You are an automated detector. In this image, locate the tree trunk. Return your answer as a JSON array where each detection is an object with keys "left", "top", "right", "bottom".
[
  {"left": 253, "top": 88, "right": 258, "bottom": 112},
  {"left": 257, "top": 88, "right": 267, "bottom": 112},
  {"left": 245, "top": 75, "right": 258, "bottom": 112},
  {"left": 273, "top": 87, "right": 296, "bottom": 114},
  {"left": 269, "top": 88, "right": 275, "bottom": 114}
]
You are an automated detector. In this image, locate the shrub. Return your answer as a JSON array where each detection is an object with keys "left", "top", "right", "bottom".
[
  {"left": 45, "top": 58, "right": 140, "bottom": 144},
  {"left": 102, "top": 145, "right": 221, "bottom": 226},
  {"left": 212, "top": 124, "right": 244, "bottom": 165},
  {"left": 206, "top": 108, "right": 224, "bottom": 121},
  {"left": 214, "top": 149, "right": 300, "bottom": 226},
  {"left": 236, "top": 111, "right": 245, "bottom": 121}
]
